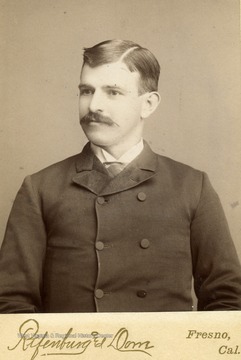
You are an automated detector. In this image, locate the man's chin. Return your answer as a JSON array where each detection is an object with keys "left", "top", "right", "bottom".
[{"left": 82, "top": 133, "right": 113, "bottom": 148}]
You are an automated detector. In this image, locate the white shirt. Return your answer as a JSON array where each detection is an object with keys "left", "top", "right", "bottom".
[{"left": 91, "top": 139, "right": 144, "bottom": 167}]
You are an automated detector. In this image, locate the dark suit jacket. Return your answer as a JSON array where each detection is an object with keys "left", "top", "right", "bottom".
[{"left": 0, "top": 142, "right": 241, "bottom": 312}]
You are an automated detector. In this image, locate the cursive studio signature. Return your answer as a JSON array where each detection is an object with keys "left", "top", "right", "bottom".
[{"left": 7, "top": 319, "right": 154, "bottom": 359}]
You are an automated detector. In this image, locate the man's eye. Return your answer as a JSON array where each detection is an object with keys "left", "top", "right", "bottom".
[
  {"left": 80, "top": 89, "right": 93, "bottom": 96},
  {"left": 108, "top": 89, "right": 121, "bottom": 96}
]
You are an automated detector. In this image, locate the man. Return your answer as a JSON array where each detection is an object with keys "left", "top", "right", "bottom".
[{"left": 0, "top": 39, "right": 241, "bottom": 313}]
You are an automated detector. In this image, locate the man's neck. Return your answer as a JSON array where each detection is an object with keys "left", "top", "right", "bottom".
[
  {"left": 91, "top": 138, "right": 144, "bottom": 164},
  {"left": 94, "top": 136, "right": 143, "bottom": 160}
]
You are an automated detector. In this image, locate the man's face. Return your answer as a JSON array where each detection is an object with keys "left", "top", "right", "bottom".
[{"left": 79, "top": 61, "right": 147, "bottom": 154}]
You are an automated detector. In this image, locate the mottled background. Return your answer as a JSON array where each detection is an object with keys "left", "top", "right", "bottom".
[{"left": 0, "top": 0, "right": 240, "bottom": 261}]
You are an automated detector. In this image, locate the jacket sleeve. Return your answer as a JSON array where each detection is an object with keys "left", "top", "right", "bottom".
[
  {"left": 191, "top": 172, "right": 241, "bottom": 310},
  {"left": 0, "top": 176, "right": 47, "bottom": 313}
]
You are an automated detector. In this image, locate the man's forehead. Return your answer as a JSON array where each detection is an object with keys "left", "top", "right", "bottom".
[
  {"left": 80, "top": 61, "right": 140, "bottom": 87},
  {"left": 81, "top": 60, "right": 130, "bottom": 73}
]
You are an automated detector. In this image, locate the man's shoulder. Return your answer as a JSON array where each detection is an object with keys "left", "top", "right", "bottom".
[
  {"left": 27, "top": 152, "right": 84, "bottom": 192},
  {"left": 139, "top": 143, "right": 208, "bottom": 196},
  {"left": 32, "top": 153, "right": 81, "bottom": 177},
  {"left": 30, "top": 143, "right": 91, "bottom": 180},
  {"left": 152, "top": 151, "right": 216, "bottom": 207},
  {"left": 142, "top": 141, "right": 203, "bottom": 178},
  {"left": 154, "top": 150, "right": 203, "bottom": 179}
]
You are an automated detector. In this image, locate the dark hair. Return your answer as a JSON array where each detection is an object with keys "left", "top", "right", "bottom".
[{"left": 83, "top": 39, "right": 160, "bottom": 94}]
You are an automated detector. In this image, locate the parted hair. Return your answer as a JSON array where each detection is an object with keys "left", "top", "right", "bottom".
[{"left": 83, "top": 39, "right": 160, "bottom": 94}]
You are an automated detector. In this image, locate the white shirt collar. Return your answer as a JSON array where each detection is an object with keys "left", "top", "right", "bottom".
[{"left": 91, "top": 139, "right": 144, "bottom": 165}]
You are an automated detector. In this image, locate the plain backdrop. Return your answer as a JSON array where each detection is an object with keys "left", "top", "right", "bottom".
[{"left": 0, "top": 0, "right": 240, "bottom": 261}]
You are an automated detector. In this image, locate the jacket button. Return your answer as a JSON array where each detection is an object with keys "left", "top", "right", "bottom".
[
  {"left": 95, "top": 241, "right": 104, "bottom": 251},
  {"left": 140, "top": 239, "right": 150, "bottom": 249},
  {"left": 137, "top": 290, "right": 147, "bottom": 298},
  {"left": 97, "top": 197, "right": 105, "bottom": 205},
  {"left": 95, "top": 289, "right": 104, "bottom": 299},
  {"left": 137, "top": 192, "right": 146, "bottom": 201}
]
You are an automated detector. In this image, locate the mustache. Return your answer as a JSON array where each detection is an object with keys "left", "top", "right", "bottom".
[{"left": 80, "top": 112, "right": 115, "bottom": 126}]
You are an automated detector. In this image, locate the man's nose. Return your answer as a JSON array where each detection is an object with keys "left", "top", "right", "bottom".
[{"left": 88, "top": 91, "right": 104, "bottom": 113}]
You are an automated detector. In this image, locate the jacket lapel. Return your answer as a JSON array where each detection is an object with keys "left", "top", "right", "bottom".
[
  {"left": 72, "top": 142, "right": 158, "bottom": 195},
  {"left": 72, "top": 143, "right": 109, "bottom": 194}
]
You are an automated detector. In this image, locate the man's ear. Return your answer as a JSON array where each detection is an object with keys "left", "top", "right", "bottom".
[{"left": 140, "top": 92, "right": 161, "bottom": 119}]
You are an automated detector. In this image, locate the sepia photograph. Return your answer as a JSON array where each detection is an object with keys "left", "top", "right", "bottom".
[{"left": 0, "top": 0, "right": 241, "bottom": 357}]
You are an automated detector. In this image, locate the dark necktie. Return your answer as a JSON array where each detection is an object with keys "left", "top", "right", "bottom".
[{"left": 103, "top": 161, "right": 125, "bottom": 177}]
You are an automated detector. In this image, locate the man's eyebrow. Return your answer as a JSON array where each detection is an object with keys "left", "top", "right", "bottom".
[
  {"left": 78, "top": 83, "right": 94, "bottom": 90},
  {"left": 78, "top": 83, "right": 126, "bottom": 92},
  {"left": 104, "top": 85, "right": 126, "bottom": 92}
]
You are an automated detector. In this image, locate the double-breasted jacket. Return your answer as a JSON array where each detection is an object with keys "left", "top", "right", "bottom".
[{"left": 0, "top": 142, "right": 241, "bottom": 312}]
